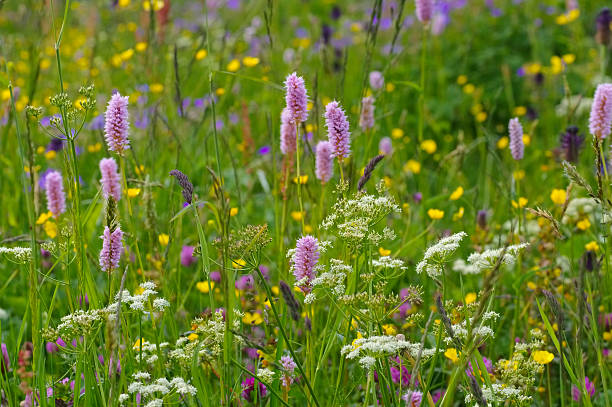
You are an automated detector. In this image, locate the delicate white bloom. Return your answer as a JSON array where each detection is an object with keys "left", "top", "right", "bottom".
[
  {"left": 153, "top": 298, "right": 170, "bottom": 311},
  {"left": 0, "top": 246, "right": 32, "bottom": 263},
  {"left": 467, "top": 243, "right": 529, "bottom": 273},
  {"left": 465, "top": 383, "right": 532, "bottom": 406},
  {"left": 452, "top": 259, "right": 479, "bottom": 275},
  {"left": 309, "top": 259, "right": 349, "bottom": 299},
  {"left": 145, "top": 400, "right": 163, "bottom": 407},
  {"left": 0, "top": 308, "right": 8, "bottom": 320},
  {"left": 118, "top": 394, "right": 129, "bottom": 404},
  {"left": 416, "top": 232, "right": 467, "bottom": 278},
  {"left": 170, "top": 377, "right": 197, "bottom": 396},
  {"left": 128, "top": 382, "right": 143, "bottom": 394},
  {"left": 360, "top": 356, "right": 376, "bottom": 370},
  {"left": 257, "top": 368, "right": 276, "bottom": 385},
  {"left": 140, "top": 281, "right": 157, "bottom": 291},
  {"left": 371, "top": 256, "right": 406, "bottom": 270},
  {"left": 134, "top": 371, "right": 151, "bottom": 381}
]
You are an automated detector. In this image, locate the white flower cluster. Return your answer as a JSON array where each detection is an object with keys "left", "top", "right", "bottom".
[
  {"left": 306, "top": 259, "right": 350, "bottom": 303},
  {"left": 445, "top": 311, "right": 499, "bottom": 344},
  {"left": 257, "top": 368, "right": 275, "bottom": 385},
  {"left": 452, "top": 259, "right": 479, "bottom": 275},
  {"left": 562, "top": 197, "right": 597, "bottom": 223},
  {"left": 416, "top": 232, "right": 467, "bottom": 278},
  {"left": 371, "top": 256, "right": 407, "bottom": 270},
  {"left": 466, "top": 243, "right": 529, "bottom": 273},
  {"left": 120, "top": 375, "right": 196, "bottom": 405},
  {"left": 133, "top": 340, "right": 169, "bottom": 365},
  {"left": 106, "top": 281, "right": 170, "bottom": 315},
  {"left": 0, "top": 246, "right": 32, "bottom": 263},
  {"left": 54, "top": 309, "right": 104, "bottom": 341},
  {"left": 341, "top": 334, "right": 439, "bottom": 370},
  {"left": 464, "top": 383, "right": 532, "bottom": 406}
]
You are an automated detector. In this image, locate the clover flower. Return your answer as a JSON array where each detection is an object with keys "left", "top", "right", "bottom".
[{"left": 280, "top": 108, "right": 297, "bottom": 155}]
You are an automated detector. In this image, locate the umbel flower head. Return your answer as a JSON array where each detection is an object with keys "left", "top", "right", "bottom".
[
  {"left": 100, "top": 226, "right": 123, "bottom": 272},
  {"left": 290, "top": 235, "right": 320, "bottom": 294},
  {"left": 325, "top": 101, "right": 351, "bottom": 160},
  {"left": 45, "top": 170, "right": 66, "bottom": 218},
  {"left": 284, "top": 72, "right": 308, "bottom": 124},
  {"left": 589, "top": 83, "right": 612, "bottom": 139},
  {"left": 280, "top": 108, "right": 297, "bottom": 155},
  {"left": 99, "top": 157, "right": 121, "bottom": 201},
  {"left": 508, "top": 117, "right": 524, "bottom": 160},
  {"left": 315, "top": 140, "right": 334, "bottom": 184},
  {"left": 104, "top": 92, "right": 130, "bottom": 153},
  {"left": 359, "top": 96, "right": 375, "bottom": 132},
  {"left": 415, "top": 0, "right": 434, "bottom": 23}
]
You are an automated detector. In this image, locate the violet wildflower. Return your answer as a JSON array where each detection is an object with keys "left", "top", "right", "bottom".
[
  {"left": 589, "top": 84, "right": 612, "bottom": 139},
  {"left": 45, "top": 170, "right": 66, "bottom": 218},
  {"left": 315, "top": 140, "right": 334, "bottom": 184},
  {"left": 508, "top": 117, "right": 524, "bottom": 160},
  {"left": 572, "top": 376, "right": 595, "bottom": 401},
  {"left": 1, "top": 343, "right": 9, "bottom": 374},
  {"left": 596, "top": 8, "right": 612, "bottom": 46},
  {"left": 284, "top": 72, "right": 309, "bottom": 124},
  {"left": 559, "top": 125, "right": 584, "bottom": 163},
  {"left": 104, "top": 92, "right": 130, "bottom": 153},
  {"left": 291, "top": 235, "right": 319, "bottom": 294},
  {"left": 324, "top": 101, "right": 351, "bottom": 160},
  {"left": 99, "top": 226, "right": 123, "bottom": 272},
  {"left": 359, "top": 96, "right": 375, "bottom": 132},
  {"left": 241, "top": 377, "right": 267, "bottom": 402},
  {"left": 403, "top": 390, "right": 423, "bottom": 407},
  {"left": 379, "top": 137, "right": 393, "bottom": 156},
  {"left": 99, "top": 157, "right": 121, "bottom": 201},
  {"left": 280, "top": 108, "right": 297, "bottom": 155},
  {"left": 280, "top": 355, "right": 297, "bottom": 387},
  {"left": 415, "top": 0, "right": 433, "bottom": 23},
  {"left": 369, "top": 71, "right": 384, "bottom": 90},
  {"left": 47, "top": 137, "right": 65, "bottom": 152},
  {"left": 180, "top": 245, "right": 196, "bottom": 267}
]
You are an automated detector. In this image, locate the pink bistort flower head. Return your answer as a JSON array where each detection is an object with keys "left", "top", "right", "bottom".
[
  {"left": 291, "top": 235, "right": 319, "bottom": 294},
  {"left": 589, "top": 83, "right": 612, "bottom": 139},
  {"left": 508, "top": 117, "right": 524, "bottom": 160},
  {"left": 315, "top": 140, "right": 334, "bottom": 184},
  {"left": 325, "top": 101, "right": 351, "bottom": 160},
  {"left": 99, "top": 226, "right": 123, "bottom": 272},
  {"left": 280, "top": 108, "right": 297, "bottom": 155},
  {"left": 45, "top": 170, "right": 66, "bottom": 218},
  {"left": 99, "top": 157, "right": 121, "bottom": 201},
  {"left": 415, "top": 0, "right": 434, "bottom": 23},
  {"left": 284, "top": 72, "right": 309, "bottom": 124},
  {"left": 104, "top": 92, "right": 130, "bottom": 153},
  {"left": 359, "top": 96, "right": 375, "bottom": 132}
]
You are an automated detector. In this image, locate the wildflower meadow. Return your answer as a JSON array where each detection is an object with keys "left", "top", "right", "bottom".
[{"left": 3, "top": 0, "right": 612, "bottom": 405}]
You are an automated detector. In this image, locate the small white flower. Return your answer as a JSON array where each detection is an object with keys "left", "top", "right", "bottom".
[{"left": 153, "top": 298, "right": 170, "bottom": 311}]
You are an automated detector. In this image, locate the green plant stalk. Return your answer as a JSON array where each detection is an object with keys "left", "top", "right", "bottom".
[
  {"left": 417, "top": 24, "right": 429, "bottom": 144},
  {"left": 295, "top": 124, "right": 305, "bottom": 232}
]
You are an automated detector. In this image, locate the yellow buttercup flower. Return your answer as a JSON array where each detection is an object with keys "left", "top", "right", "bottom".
[
  {"left": 382, "top": 324, "right": 397, "bottom": 335},
  {"left": 453, "top": 207, "right": 464, "bottom": 221},
  {"left": 242, "top": 56, "right": 260, "bottom": 67},
  {"left": 427, "top": 209, "right": 444, "bottom": 220},
  {"left": 444, "top": 348, "right": 459, "bottom": 363},
  {"left": 378, "top": 247, "right": 391, "bottom": 256},
  {"left": 512, "top": 197, "right": 528, "bottom": 209},
  {"left": 421, "top": 139, "right": 437, "bottom": 154},
  {"left": 465, "top": 292, "right": 477, "bottom": 305},
  {"left": 43, "top": 221, "right": 58, "bottom": 239},
  {"left": 158, "top": 233, "right": 170, "bottom": 246},
  {"left": 585, "top": 241, "right": 600, "bottom": 252},
  {"left": 404, "top": 160, "right": 421, "bottom": 174},
  {"left": 243, "top": 312, "right": 263, "bottom": 325},
  {"left": 550, "top": 189, "right": 566, "bottom": 205},
  {"left": 456, "top": 75, "right": 468, "bottom": 85},
  {"left": 135, "top": 42, "right": 147, "bottom": 52},
  {"left": 462, "top": 83, "right": 475, "bottom": 94},
  {"left": 196, "top": 281, "right": 215, "bottom": 294},
  {"left": 293, "top": 175, "right": 308, "bottom": 184},
  {"left": 497, "top": 136, "right": 509, "bottom": 149},
  {"left": 391, "top": 128, "right": 404, "bottom": 139},
  {"left": 577, "top": 218, "right": 591, "bottom": 231},
  {"left": 232, "top": 259, "right": 247, "bottom": 268},
  {"left": 150, "top": 83, "right": 164, "bottom": 93},
  {"left": 513, "top": 106, "right": 527, "bottom": 116},
  {"left": 230, "top": 207, "right": 238, "bottom": 216},
  {"left": 227, "top": 59, "right": 240, "bottom": 72},
  {"left": 196, "top": 49, "right": 207, "bottom": 60},
  {"left": 127, "top": 188, "right": 141, "bottom": 198},
  {"left": 187, "top": 333, "right": 199, "bottom": 341},
  {"left": 450, "top": 186, "right": 463, "bottom": 201},
  {"left": 290, "top": 211, "right": 304, "bottom": 221},
  {"left": 36, "top": 211, "right": 53, "bottom": 225},
  {"left": 532, "top": 350, "right": 555, "bottom": 364}
]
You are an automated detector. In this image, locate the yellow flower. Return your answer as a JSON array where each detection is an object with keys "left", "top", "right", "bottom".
[
  {"left": 456, "top": 75, "right": 468, "bottom": 85},
  {"left": 133, "top": 338, "right": 144, "bottom": 350},
  {"left": 87, "top": 142, "right": 102, "bottom": 153},
  {"left": 43, "top": 221, "right": 58, "bottom": 239},
  {"left": 525, "top": 63, "right": 542, "bottom": 75},
  {"left": 118, "top": 0, "right": 130, "bottom": 6},
  {"left": 585, "top": 241, "right": 600, "bottom": 252},
  {"left": 232, "top": 259, "right": 247, "bottom": 268},
  {"left": 391, "top": 128, "right": 404, "bottom": 139},
  {"left": 158, "top": 233, "right": 170, "bottom": 246},
  {"left": 120, "top": 48, "right": 134, "bottom": 61},
  {"left": 453, "top": 206, "right": 464, "bottom": 221},
  {"left": 427, "top": 209, "right": 444, "bottom": 220},
  {"left": 127, "top": 188, "right": 141, "bottom": 198},
  {"left": 135, "top": 42, "right": 147, "bottom": 52},
  {"left": 527, "top": 281, "right": 537, "bottom": 291},
  {"left": 196, "top": 281, "right": 215, "bottom": 294},
  {"left": 227, "top": 59, "right": 240, "bottom": 72},
  {"left": 187, "top": 333, "right": 199, "bottom": 341},
  {"left": 378, "top": 247, "right": 391, "bottom": 256},
  {"left": 242, "top": 56, "right": 260, "bottom": 67},
  {"left": 230, "top": 207, "right": 238, "bottom": 216},
  {"left": 462, "top": 84, "right": 475, "bottom": 94},
  {"left": 513, "top": 170, "right": 525, "bottom": 181},
  {"left": 293, "top": 174, "right": 308, "bottom": 184},
  {"left": 403, "top": 160, "right": 421, "bottom": 174},
  {"left": 196, "top": 49, "right": 207, "bottom": 60},
  {"left": 36, "top": 211, "right": 53, "bottom": 225},
  {"left": 563, "top": 54, "right": 576, "bottom": 64},
  {"left": 290, "top": 211, "right": 304, "bottom": 221},
  {"left": 577, "top": 218, "right": 591, "bottom": 231},
  {"left": 450, "top": 186, "right": 464, "bottom": 201},
  {"left": 143, "top": 0, "right": 164, "bottom": 11},
  {"left": 243, "top": 312, "right": 263, "bottom": 325},
  {"left": 550, "top": 189, "right": 567, "bottom": 205},
  {"left": 304, "top": 225, "right": 313, "bottom": 234},
  {"left": 604, "top": 331, "right": 612, "bottom": 341},
  {"left": 532, "top": 350, "right": 555, "bottom": 364},
  {"left": 512, "top": 197, "right": 528, "bottom": 209},
  {"left": 216, "top": 88, "right": 226, "bottom": 96},
  {"left": 444, "top": 348, "right": 459, "bottom": 363},
  {"left": 386, "top": 83, "right": 395, "bottom": 92},
  {"left": 513, "top": 106, "right": 527, "bottom": 116},
  {"left": 465, "top": 292, "right": 477, "bottom": 305},
  {"left": 382, "top": 324, "right": 397, "bottom": 335},
  {"left": 134, "top": 165, "right": 145, "bottom": 176},
  {"left": 43, "top": 150, "right": 56, "bottom": 160},
  {"left": 420, "top": 139, "right": 437, "bottom": 154},
  {"left": 497, "top": 136, "right": 509, "bottom": 149},
  {"left": 150, "top": 83, "right": 164, "bottom": 93}
]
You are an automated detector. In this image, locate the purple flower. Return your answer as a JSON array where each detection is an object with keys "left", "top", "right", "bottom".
[
  {"left": 325, "top": 101, "right": 351, "bottom": 160},
  {"left": 45, "top": 170, "right": 66, "bottom": 218},
  {"left": 413, "top": 192, "right": 423, "bottom": 203},
  {"left": 465, "top": 356, "right": 493, "bottom": 378},
  {"left": 379, "top": 137, "right": 393, "bottom": 155},
  {"left": 99, "top": 157, "right": 121, "bottom": 201},
  {"left": 1, "top": 343, "right": 9, "bottom": 374},
  {"left": 415, "top": 0, "right": 433, "bottom": 23},
  {"left": 284, "top": 72, "right": 309, "bottom": 124},
  {"left": 359, "top": 96, "right": 375, "bottom": 132},
  {"left": 235, "top": 274, "right": 254, "bottom": 290},
  {"left": 280, "top": 108, "right": 297, "bottom": 155},
  {"left": 589, "top": 84, "right": 612, "bottom": 139},
  {"left": 508, "top": 117, "right": 524, "bottom": 160},
  {"left": 45, "top": 342, "right": 58, "bottom": 354},
  {"left": 181, "top": 245, "right": 196, "bottom": 267},
  {"left": 99, "top": 226, "right": 123, "bottom": 272},
  {"left": 559, "top": 125, "right": 584, "bottom": 163},
  {"left": 210, "top": 271, "right": 221, "bottom": 282},
  {"left": 315, "top": 140, "right": 334, "bottom": 184},
  {"left": 369, "top": 71, "right": 385, "bottom": 90},
  {"left": 291, "top": 236, "right": 319, "bottom": 293},
  {"left": 104, "top": 92, "right": 130, "bottom": 153},
  {"left": 403, "top": 390, "right": 423, "bottom": 406},
  {"left": 280, "top": 355, "right": 297, "bottom": 386},
  {"left": 258, "top": 145, "right": 271, "bottom": 155},
  {"left": 596, "top": 8, "right": 612, "bottom": 46},
  {"left": 47, "top": 137, "right": 65, "bottom": 152},
  {"left": 89, "top": 114, "right": 105, "bottom": 131},
  {"left": 572, "top": 376, "right": 596, "bottom": 401},
  {"left": 241, "top": 376, "right": 267, "bottom": 402}
]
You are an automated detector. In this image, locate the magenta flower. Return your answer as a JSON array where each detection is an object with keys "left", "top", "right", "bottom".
[
  {"left": 99, "top": 157, "right": 121, "bottom": 201},
  {"left": 589, "top": 84, "right": 612, "bottom": 139},
  {"left": 180, "top": 245, "right": 196, "bottom": 267},
  {"left": 315, "top": 140, "right": 334, "bottom": 184},
  {"left": 104, "top": 92, "right": 130, "bottom": 153},
  {"left": 241, "top": 377, "right": 267, "bottom": 402},
  {"left": 359, "top": 96, "right": 375, "bottom": 132},
  {"left": 284, "top": 72, "right": 309, "bottom": 124},
  {"left": 280, "top": 108, "right": 297, "bottom": 155},
  {"left": 369, "top": 71, "right": 384, "bottom": 91},
  {"left": 325, "top": 101, "right": 351, "bottom": 160},
  {"left": 379, "top": 136, "right": 393, "bottom": 155},
  {"left": 291, "top": 235, "right": 319, "bottom": 294},
  {"left": 572, "top": 376, "right": 596, "bottom": 402},
  {"left": 403, "top": 390, "right": 423, "bottom": 407},
  {"left": 508, "top": 117, "right": 524, "bottom": 160},
  {"left": 45, "top": 170, "right": 66, "bottom": 218},
  {"left": 415, "top": 0, "right": 434, "bottom": 23},
  {"left": 99, "top": 226, "right": 123, "bottom": 272}
]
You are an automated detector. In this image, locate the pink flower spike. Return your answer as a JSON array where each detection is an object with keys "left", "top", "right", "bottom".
[
  {"left": 284, "top": 72, "right": 309, "bottom": 124},
  {"left": 104, "top": 92, "right": 130, "bottom": 153},
  {"left": 291, "top": 235, "right": 319, "bottom": 294},
  {"left": 325, "top": 101, "right": 351, "bottom": 160},
  {"left": 315, "top": 140, "right": 334, "bottom": 184},
  {"left": 45, "top": 170, "right": 66, "bottom": 218},
  {"left": 280, "top": 108, "right": 297, "bottom": 155},
  {"left": 589, "top": 83, "right": 612, "bottom": 139},
  {"left": 508, "top": 117, "right": 524, "bottom": 161},
  {"left": 99, "top": 226, "right": 123, "bottom": 272},
  {"left": 415, "top": 0, "right": 434, "bottom": 23},
  {"left": 99, "top": 157, "right": 121, "bottom": 201}
]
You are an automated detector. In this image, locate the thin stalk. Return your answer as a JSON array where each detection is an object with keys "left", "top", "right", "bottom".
[{"left": 295, "top": 124, "right": 305, "bottom": 232}]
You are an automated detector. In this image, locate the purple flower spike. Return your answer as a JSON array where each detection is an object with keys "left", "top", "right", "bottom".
[
  {"left": 359, "top": 96, "right": 375, "bottom": 132},
  {"left": 284, "top": 72, "right": 309, "bottom": 124},
  {"left": 45, "top": 170, "right": 66, "bottom": 218},
  {"left": 315, "top": 140, "right": 334, "bottom": 184},
  {"left": 369, "top": 71, "right": 384, "bottom": 90},
  {"left": 99, "top": 157, "right": 121, "bottom": 202},
  {"left": 325, "top": 101, "right": 351, "bottom": 160},
  {"left": 291, "top": 235, "right": 319, "bottom": 294},
  {"left": 379, "top": 137, "right": 393, "bottom": 156},
  {"left": 99, "top": 226, "right": 123, "bottom": 272},
  {"left": 589, "top": 84, "right": 612, "bottom": 139},
  {"left": 280, "top": 108, "right": 297, "bottom": 155},
  {"left": 508, "top": 117, "right": 524, "bottom": 160},
  {"left": 104, "top": 92, "right": 130, "bottom": 153},
  {"left": 415, "top": 0, "right": 434, "bottom": 23}
]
